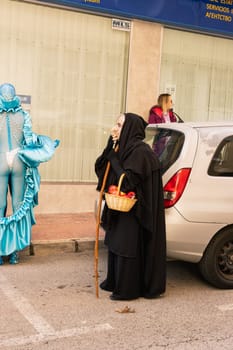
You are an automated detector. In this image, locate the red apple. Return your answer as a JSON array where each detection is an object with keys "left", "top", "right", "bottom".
[
  {"left": 126, "top": 191, "right": 136, "bottom": 199},
  {"left": 108, "top": 185, "right": 118, "bottom": 194}
]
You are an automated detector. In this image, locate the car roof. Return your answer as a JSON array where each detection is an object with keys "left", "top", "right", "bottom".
[{"left": 147, "top": 121, "right": 233, "bottom": 130}]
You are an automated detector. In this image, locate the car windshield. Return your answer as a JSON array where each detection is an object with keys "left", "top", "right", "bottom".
[{"left": 145, "top": 127, "right": 184, "bottom": 174}]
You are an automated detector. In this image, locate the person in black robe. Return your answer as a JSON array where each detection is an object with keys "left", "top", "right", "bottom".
[{"left": 95, "top": 112, "right": 166, "bottom": 300}]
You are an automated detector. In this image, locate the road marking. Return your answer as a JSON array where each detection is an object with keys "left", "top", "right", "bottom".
[
  {"left": 0, "top": 272, "right": 113, "bottom": 347},
  {"left": 217, "top": 303, "right": 233, "bottom": 311},
  {"left": 0, "top": 272, "right": 55, "bottom": 335},
  {"left": 0, "top": 324, "right": 113, "bottom": 347}
]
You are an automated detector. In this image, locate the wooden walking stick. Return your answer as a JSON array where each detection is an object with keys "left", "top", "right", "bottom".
[{"left": 94, "top": 143, "right": 118, "bottom": 298}]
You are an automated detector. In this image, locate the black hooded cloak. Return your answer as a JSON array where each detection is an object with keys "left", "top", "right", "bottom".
[{"left": 95, "top": 113, "right": 166, "bottom": 300}]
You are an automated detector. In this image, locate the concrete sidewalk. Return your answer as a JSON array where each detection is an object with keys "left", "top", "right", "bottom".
[{"left": 27, "top": 212, "right": 105, "bottom": 255}]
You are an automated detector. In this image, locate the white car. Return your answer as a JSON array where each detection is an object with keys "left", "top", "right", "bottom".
[{"left": 146, "top": 122, "right": 233, "bottom": 289}]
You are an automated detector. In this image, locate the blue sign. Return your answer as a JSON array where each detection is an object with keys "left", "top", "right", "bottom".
[{"left": 38, "top": 0, "right": 233, "bottom": 38}]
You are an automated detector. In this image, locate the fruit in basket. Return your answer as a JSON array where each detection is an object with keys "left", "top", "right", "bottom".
[
  {"left": 108, "top": 185, "right": 118, "bottom": 195},
  {"left": 108, "top": 185, "right": 136, "bottom": 199},
  {"left": 126, "top": 191, "right": 136, "bottom": 199}
]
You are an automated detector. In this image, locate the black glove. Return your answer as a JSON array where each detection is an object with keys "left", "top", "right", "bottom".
[
  {"left": 106, "top": 148, "right": 117, "bottom": 161},
  {"left": 104, "top": 136, "right": 114, "bottom": 154}
]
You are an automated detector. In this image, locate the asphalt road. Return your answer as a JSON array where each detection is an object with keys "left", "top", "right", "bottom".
[{"left": 0, "top": 247, "right": 233, "bottom": 350}]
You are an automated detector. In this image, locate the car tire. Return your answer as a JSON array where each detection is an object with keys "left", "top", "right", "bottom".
[{"left": 198, "top": 227, "right": 233, "bottom": 289}]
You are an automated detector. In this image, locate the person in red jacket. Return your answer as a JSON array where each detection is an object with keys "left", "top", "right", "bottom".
[{"left": 148, "top": 93, "right": 177, "bottom": 123}]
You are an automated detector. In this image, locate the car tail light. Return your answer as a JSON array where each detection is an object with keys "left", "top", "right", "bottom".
[{"left": 163, "top": 168, "right": 191, "bottom": 208}]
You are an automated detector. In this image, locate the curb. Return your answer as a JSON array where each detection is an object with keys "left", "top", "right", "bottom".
[{"left": 20, "top": 238, "right": 105, "bottom": 256}]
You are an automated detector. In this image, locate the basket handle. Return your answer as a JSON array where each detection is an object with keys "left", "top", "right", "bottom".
[{"left": 116, "top": 173, "right": 125, "bottom": 195}]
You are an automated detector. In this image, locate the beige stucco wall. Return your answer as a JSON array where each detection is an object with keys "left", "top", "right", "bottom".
[
  {"left": 35, "top": 20, "right": 164, "bottom": 214},
  {"left": 34, "top": 183, "right": 98, "bottom": 214},
  {"left": 126, "top": 20, "right": 163, "bottom": 120}
]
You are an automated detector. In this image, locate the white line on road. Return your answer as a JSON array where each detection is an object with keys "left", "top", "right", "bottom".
[
  {"left": 0, "top": 271, "right": 55, "bottom": 335},
  {"left": 0, "top": 271, "right": 113, "bottom": 347},
  {"left": 217, "top": 303, "right": 233, "bottom": 311},
  {"left": 0, "top": 324, "right": 113, "bottom": 347}
]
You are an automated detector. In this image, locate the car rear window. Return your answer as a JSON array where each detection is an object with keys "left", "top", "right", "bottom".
[
  {"left": 145, "top": 128, "right": 184, "bottom": 174},
  {"left": 208, "top": 136, "right": 233, "bottom": 177}
]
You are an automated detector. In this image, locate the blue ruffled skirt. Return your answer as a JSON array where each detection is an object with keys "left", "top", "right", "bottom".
[{"left": 0, "top": 134, "right": 59, "bottom": 256}]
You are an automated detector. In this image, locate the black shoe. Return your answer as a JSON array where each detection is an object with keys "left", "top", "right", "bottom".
[
  {"left": 110, "top": 294, "right": 136, "bottom": 301},
  {"left": 143, "top": 293, "right": 163, "bottom": 299},
  {"left": 100, "top": 281, "right": 113, "bottom": 292},
  {"left": 110, "top": 294, "right": 123, "bottom": 301}
]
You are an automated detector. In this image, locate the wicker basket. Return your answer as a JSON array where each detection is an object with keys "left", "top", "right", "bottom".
[{"left": 105, "top": 173, "right": 137, "bottom": 212}]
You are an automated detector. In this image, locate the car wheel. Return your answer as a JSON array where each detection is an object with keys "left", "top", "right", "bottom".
[{"left": 199, "top": 227, "right": 233, "bottom": 289}]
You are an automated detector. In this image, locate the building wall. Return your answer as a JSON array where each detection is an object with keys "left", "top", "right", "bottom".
[
  {"left": 36, "top": 20, "right": 164, "bottom": 214},
  {"left": 126, "top": 20, "right": 163, "bottom": 120},
  {"left": 34, "top": 183, "right": 97, "bottom": 214},
  {"left": 5, "top": 1, "right": 232, "bottom": 214}
]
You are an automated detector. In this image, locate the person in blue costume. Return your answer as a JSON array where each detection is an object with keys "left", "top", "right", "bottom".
[{"left": 0, "top": 83, "right": 59, "bottom": 265}]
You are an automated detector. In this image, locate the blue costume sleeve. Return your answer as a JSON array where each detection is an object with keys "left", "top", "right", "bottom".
[
  {"left": 22, "top": 110, "right": 34, "bottom": 145},
  {"left": 18, "top": 134, "right": 60, "bottom": 168}
]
